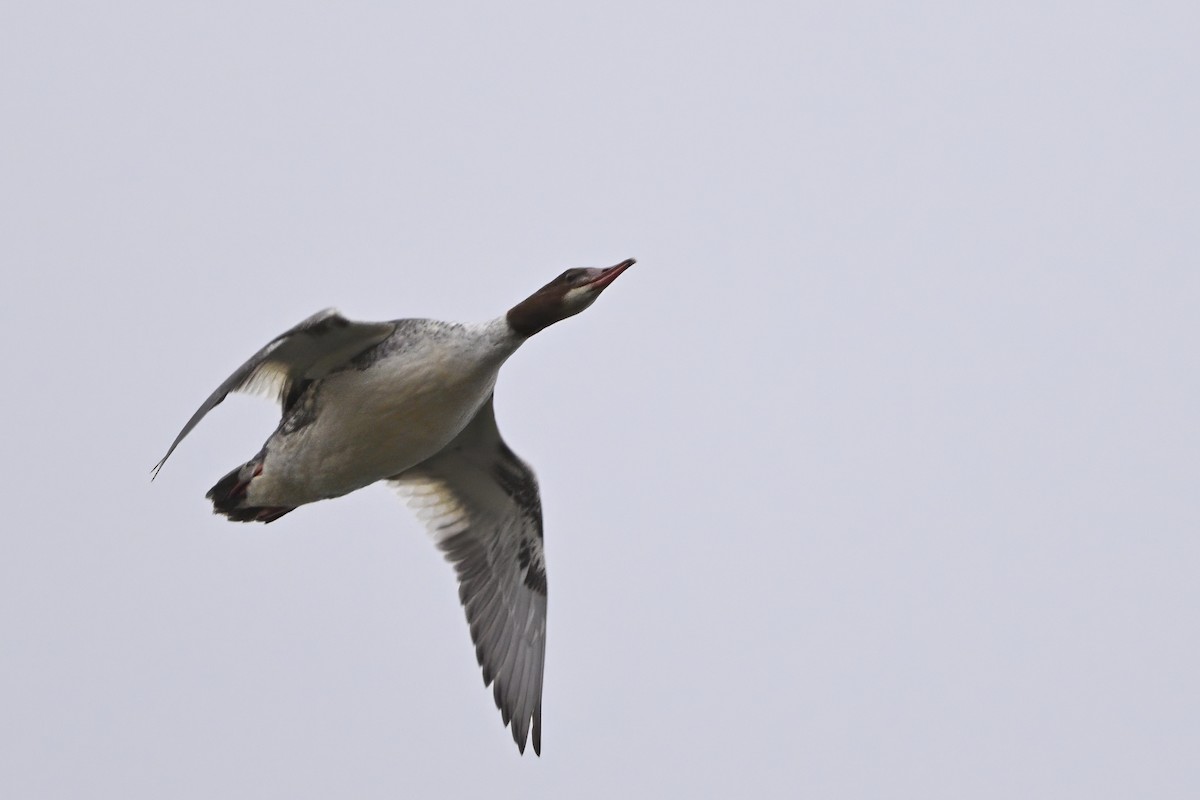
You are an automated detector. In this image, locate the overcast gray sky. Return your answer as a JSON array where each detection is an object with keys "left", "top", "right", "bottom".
[{"left": 2, "top": 2, "right": 1197, "bottom": 798}]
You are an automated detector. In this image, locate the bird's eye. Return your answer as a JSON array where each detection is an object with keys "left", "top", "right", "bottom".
[{"left": 559, "top": 269, "right": 585, "bottom": 284}]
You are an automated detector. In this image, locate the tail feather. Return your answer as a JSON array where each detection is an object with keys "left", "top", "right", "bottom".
[{"left": 207, "top": 457, "right": 294, "bottom": 524}]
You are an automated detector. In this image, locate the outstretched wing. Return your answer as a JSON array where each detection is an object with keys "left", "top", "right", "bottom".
[
  {"left": 391, "top": 395, "right": 548, "bottom": 755},
  {"left": 153, "top": 309, "right": 395, "bottom": 476}
]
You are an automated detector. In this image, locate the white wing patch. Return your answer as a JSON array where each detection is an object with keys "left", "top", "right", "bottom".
[{"left": 394, "top": 477, "right": 473, "bottom": 541}]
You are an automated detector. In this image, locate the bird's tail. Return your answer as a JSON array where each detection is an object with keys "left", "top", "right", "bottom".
[{"left": 206, "top": 455, "right": 294, "bottom": 524}]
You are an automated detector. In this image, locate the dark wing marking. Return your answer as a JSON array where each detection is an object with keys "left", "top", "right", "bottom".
[
  {"left": 391, "top": 395, "right": 547, "bottom": 755},
  {"left": 152, "top": 309, "right": 395, "bottom": 477}
]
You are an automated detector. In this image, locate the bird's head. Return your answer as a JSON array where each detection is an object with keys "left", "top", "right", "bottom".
[{"left": 506, "top": 258, "right": 636, "bottom": 337}]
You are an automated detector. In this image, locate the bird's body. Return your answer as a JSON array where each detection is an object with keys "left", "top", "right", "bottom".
[
  {"left": 246, "top": 318, "right": 517, "bottom": 509},
  {"left": 153, "top": 259, "right": 636, "bottom": 755}
]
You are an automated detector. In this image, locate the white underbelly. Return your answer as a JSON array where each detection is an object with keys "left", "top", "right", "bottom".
[{"left": 255, "top": 355, "right": 499, "bottom": 505}]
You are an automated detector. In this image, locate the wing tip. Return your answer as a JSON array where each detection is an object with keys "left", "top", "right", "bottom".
[
  {"left": 150, "top": 455, "right": 168, "bottom": 481},
  {"left": 532, "top": 706, "right": 542, "bottom": 756},
  {"left": 510, "top": 708, "right": 541, "bottom": 756}
]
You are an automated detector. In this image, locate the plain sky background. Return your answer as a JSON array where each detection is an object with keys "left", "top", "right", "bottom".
[{"left": 2, "top": 2, "right": 1197, "bottom": 797}]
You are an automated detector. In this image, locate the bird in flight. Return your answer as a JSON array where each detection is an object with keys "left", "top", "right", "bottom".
[{"left": 153, "top": 258, "right": 637, "bottom": 755}]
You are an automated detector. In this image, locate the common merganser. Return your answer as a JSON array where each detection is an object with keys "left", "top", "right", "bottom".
[{"left": 153, "top": 258, "right": 636, "bottom": 755}]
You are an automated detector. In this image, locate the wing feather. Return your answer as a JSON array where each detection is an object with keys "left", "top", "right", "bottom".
[
  {"left": 152, "top": 309, "right": 395, "bottom": 476},
  {"left": 391, "top": 395, "right": 547, "bottom": 755}
]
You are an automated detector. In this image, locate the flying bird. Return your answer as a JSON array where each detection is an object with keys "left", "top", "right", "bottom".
[{"left": 153, "top": 258, "right": 636, "bottom": 755}]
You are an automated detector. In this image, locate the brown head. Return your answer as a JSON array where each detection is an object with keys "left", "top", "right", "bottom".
[{"left": 506, "top": 258, "right": 636, "bottom": 338}]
